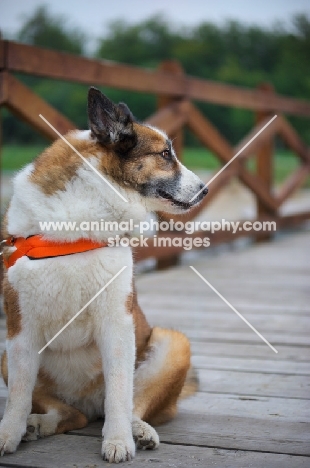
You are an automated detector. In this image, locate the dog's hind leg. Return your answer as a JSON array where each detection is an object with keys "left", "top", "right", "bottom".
[
  {"left": 1, "top": 351, "right": 88, "bottom": 442},
  {"left": 133, "top": 326, "right": 195, "bottom": 448},
  {"left": 23, "top": 389, "right": 88, "bottom": 441}
]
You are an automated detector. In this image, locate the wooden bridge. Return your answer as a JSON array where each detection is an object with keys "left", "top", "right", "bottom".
[
  {"left": 1, "top": 41, "right": 310, "bottom": 466},
  {"left": 0, "top": 229, "right": 309, "bottom": 467}
]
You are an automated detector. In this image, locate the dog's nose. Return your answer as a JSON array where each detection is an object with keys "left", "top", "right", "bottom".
[{"left": 199, "top": 183, "right": 208, "bottom": 196}]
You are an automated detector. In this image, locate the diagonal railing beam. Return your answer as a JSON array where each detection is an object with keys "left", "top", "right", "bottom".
[
  {"left": 277, "top": 115, "right": 310, "bottom": 163},
  {"left": 237, "top": 115, "right": 280, "bottom": 162},
  {"left": 146, "top": 99, "right": 189, "bottom": 136},
  {"left": 276, "top": 163, "right": 310, "bottom": 207},
  {"left": 3, "top": 73, "right": 75, "bottom": 140},
  {"left": 187, "top": 103, "right": 278, "bottom": 212}
]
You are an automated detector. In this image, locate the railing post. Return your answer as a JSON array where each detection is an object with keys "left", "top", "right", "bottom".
[
  {"left": 156, "top": 61, "right": 185, "bottom": 269},
  {"left": 255, "top": 83, "right": 277, "bottom": 241},
  {"left": 157, "top": 60, "right": 185, "bottom": 161}
]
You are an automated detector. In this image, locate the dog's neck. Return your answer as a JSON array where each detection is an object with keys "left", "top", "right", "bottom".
[{"left": 7, "top": 161, "right": 149, "bottom": 243}]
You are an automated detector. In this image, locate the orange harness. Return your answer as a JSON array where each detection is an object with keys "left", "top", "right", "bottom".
[{"left": 3, "top": 235, "right": 108, "bottom": 269}]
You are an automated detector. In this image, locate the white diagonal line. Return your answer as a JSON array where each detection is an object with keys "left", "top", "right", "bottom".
[
  {"left": 39, "top": 114, "right": 128, "bottom": 203},
  {"left": 190, "top": 266, "right": 278, "bottom": 353},
  {"left": 190, "top": 114, "right": 277, "bottom": 202},
  {"left": 38, "top": 266, "right": 127, "bottom": 354}
]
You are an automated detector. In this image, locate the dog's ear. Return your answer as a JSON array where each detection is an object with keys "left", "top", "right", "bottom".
[{"left": 88, "top": 87, "right": 137, "bottom": 153}]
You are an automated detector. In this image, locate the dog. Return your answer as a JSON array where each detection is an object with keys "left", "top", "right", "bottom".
[{"left": 0, "top": 88, "right": 208, "bottom": 463}]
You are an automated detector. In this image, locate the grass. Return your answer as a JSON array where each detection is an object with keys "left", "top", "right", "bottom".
[
  {"left": 183, "top": 147, "right": 310, "bottom": 187},
  {"left": 1, "top": 144, "right": 46, "bottom": 171},
  {"left": 1, "top": 144, "right": 309, "bottom": 187}
]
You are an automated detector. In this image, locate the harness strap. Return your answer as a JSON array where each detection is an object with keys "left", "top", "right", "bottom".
[{"left": 3, "top": 235, "right": 108, "bottom": 269}]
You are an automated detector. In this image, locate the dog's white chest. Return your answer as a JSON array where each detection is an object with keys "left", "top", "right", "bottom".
[{"left": 7, "top": 246, "right": 133, "bottom": 352}]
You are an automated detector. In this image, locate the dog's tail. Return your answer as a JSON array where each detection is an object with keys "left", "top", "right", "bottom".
[{"left": 179, "top": 364, "right": 199, "bottom": 399}]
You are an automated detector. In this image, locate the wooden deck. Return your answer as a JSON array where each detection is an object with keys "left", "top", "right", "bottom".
[{"left": 0, "top": 230, "right": 309, "bottom": 467}]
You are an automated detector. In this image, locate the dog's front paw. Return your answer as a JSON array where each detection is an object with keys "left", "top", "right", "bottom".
[
  {"left": 0, "top": 430, "right": 21, "bottom": 456},
  {"left": 101, "top": 438, "right": 135, "bottom": 463},
  {"left": 132, "top": 418, "right": 159, "bottom": 450}
]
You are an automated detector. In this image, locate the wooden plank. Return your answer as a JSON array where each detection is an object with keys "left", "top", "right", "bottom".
[
  {"left": 179, "top": 392, "right": 310, "bottom": 421},
  {"left": 138, "top": 289, "right": 310, "bottom": 313},
  {"left": 144, "top": 312, "right": 310, "bottom": 334},
  {"left": 190, "top": 341, "right": 310, "bottom": 362},
  {"left": 140, "top": 293, "right": 310, "bottom": 315},
  {"left": 187, "top": 102, "right": 232, "bottom": 160},
  {"left": 183, "top": 229, "right": 309, "bottom": 271},
  {"left": 196, "top": 369, "right": 310, "bottom": 399},
  {"left": 157, "top": 410, "right": 310, "bottom": 456},
  {"left": 138, "top": 277, "right": 309, "bottom": 312},
  {"left": 139, "top": 284, "right": 309, "bottom": 315},
  {"left": 134, "top": 225, "right": 267, "bottom": 262},
  {"left": 191, "top": 355, "right": 310, "bottom": 376},
  {"left": 136, "top": 264, "right": 310, "bottom": 343},
  {"left": 139, "top": 275, "right": 310, "bottom": 303},
  {"left": 277, "top": 115, "right": 310, "bottom": 163},
  {"left": 137, "top": 257, "right": 309, "bottom": 292},
  {"left": 187, "top": 74, "right": 310, "bottom": 117},
  {"left": 137, "top": 243, "right": 310, "bottom": 295},
  {"left": 5, "top": 74, "right": 75, "bottom": 140},
  {"left": 147, "top": 306, "right": 310, "bottom": 326},
  {"left": 138, "top": 272, "right": 310, "bottom": 301},
  {"left": 141, "top": 308, "right": 310, "bottom": 336},
  {"left": 276, "top": 164, "right": 310, "bottom": 207},
  {"left": 238, "top": 168, "right": 278, "bottom": 211},
  {"left": 1, "top": 432, "right": 310, "bottom": 468},
  {"left": 5, "top": 40, "right": 310, "bottom": 116},
  {"left": 186, "top": 329, "right": 310, "bottom": 347},
  {"left": 276, "top": 211, "right": 310, "bottom": 228},
  {"left": 146, "top": 99, "right": 189, "bottom": 136},
  {"left": 1, "top": 394, "right": 310, "bottom": 463},
  {"left": 187, "top": 103, "right": 278, "bottom": 212},
  {"left": 145, "top": 321, "right": 310, "bottom": 348},
  {"left": 237, "top": 113, "right": 279, "bottom": 162},
  {"left": 6, "top": 40, "right": 188, "bottom": 96},
  {"left": 72, "top": 393, "right": 310, "bottom": 456}
]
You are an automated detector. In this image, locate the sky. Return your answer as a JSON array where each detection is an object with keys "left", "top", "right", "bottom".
[{"left": 1, "top": 0, "right": 309, "bottom": 41}]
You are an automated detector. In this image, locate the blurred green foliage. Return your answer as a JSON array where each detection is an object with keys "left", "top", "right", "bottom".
[
  {"left": 2, "top": 6, "right": 310, "bottom": 145},
  {"left": 3, "top": 144, "right": 307, "bottom": 188}
]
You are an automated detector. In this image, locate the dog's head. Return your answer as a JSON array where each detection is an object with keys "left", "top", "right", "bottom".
[{"left": 88, "top": 87, "right": 208, "bottom": 213}]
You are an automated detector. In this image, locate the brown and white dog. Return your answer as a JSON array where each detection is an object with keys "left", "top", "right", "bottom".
[{"left": 0, "top": 88, "right": 208, "bottom": 463}]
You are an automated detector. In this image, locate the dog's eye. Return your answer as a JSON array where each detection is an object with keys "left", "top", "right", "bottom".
[{"left": 162, "top": 150, "right": 171, "bottom": 159}]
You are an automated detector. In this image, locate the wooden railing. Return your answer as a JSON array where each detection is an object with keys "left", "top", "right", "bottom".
[{"left": 1, "top": 40, "right": 310, "bottom": 268}]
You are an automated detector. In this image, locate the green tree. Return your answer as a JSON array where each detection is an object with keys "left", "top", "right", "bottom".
[
  {"left": 2, "top": 9, "right": 310, "bottom": 145},
  {"left": 97, "top": 15, "right": 182, "bottom": 67},
  {"left": 3, "top": 6, "right": 88, "bottom": 144},
  {"left": 18, "top": 5, "right": 86, "bottom": 54}
]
